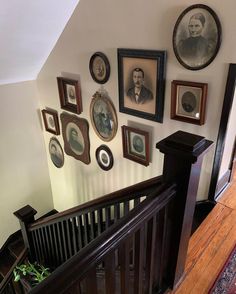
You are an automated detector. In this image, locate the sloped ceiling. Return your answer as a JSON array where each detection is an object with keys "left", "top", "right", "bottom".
[{"left": 0, "top": 0, "right": 79, "bottom": 85}]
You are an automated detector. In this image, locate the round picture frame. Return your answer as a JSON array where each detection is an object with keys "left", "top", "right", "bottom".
[
  {"left": 172, "top": 4, "right": 222, "bottom": 70},
  {"left": 96, "top": 145, "right": 114, "bottom": 171},
  {"left": 90, "top": 93, "right": 118, "bottom": 142},
  {"left": 49, "top": 137, "right": 64, "bottom": 168},
  {"left": 89, "top": 52, "right": 110, "bottom": 84}
]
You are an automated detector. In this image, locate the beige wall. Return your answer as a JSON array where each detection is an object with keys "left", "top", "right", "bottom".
[
  {"left": 0, "top": 81, "right": 53, "bottom": 246},
  {"left": 37, "top": 0, "right": 236, "bottom": 211}
]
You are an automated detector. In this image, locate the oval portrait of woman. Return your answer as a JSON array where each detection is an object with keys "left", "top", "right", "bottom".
[{"left": 173, "top": 4, "right": 221, "bottom": 70}]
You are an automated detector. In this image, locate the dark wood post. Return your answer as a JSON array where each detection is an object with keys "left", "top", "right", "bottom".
[
  {"left": 156, "top": 131, "right": 213, "bottom": 288},
  {"left": 14, "top": 205, "right": 37, "bottom": 260}
]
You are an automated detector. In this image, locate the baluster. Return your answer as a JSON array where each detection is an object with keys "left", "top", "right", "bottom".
[
  {"left": 90, "top": 211, "right": 96, "bottom": 240},
  {"left": 77, "top": 215, "right": 84, "bottom": 249},
  {"left": 83, "top": 213, "right": 89, "bottom": 245},
  {"left": 114, "top": 203, "right": 120, "bottom": 223},
  {"left": 43, "top": 226, "right": 51, "bottom": 266},
  {"left": 71, "top": 217, "right": 78, "bottom": 255},
  {"left": 134, "top": 197, "right": 141, "bottom": 207},
  {"left": 39, "top": 227, "right": 47, "bottom": 264},
  {"left": 134, "top": 226, "right": 145, "bottom": 294},
  {"left": 123, "top": 201, "right": 129, "bottom": 216},
  {"left": 66, "top": 219, "right": 73, "bottom": 258},
  {"left": 61, "top": 221, "right": 68, "bottom": 261},
  {"left": 105, "top": 207, "right": 111, "bottom": 229},
  {"left": 119, "top": 239, "right": 130, "bottom": 294},
  {"left": 56, "top": 222, "right": 64, "bottom": 263},
  {"left": 45, "top": 226, "right": 53, "bottom": 267},
  {"left": 105, "top": 251, "right": 116, "bottom": 294},
  {"left": 31, "top": 231, "right": 40, "bottom": 262},
  {"left": 52, "top": 223, "right": 60, "bottom": 267},
  {"left": 144, "top": 216, "right": 157, "bottom": 294},
  {"left": 34, "top": 230, "right": 43, "bottom": 263},
  {"left": 97, "top": 209, "right": 103, "bottom": 235}
]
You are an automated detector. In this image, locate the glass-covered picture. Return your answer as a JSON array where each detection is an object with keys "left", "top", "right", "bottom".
[
  {"left": 121, "top": 125, "right": 150, "bottom": 166},
  {"left": 90, "top": 92, "right": 118, "bottom": 142},
  {"left": 49, "top": 137, "right": 64, "bottom": 168},
  {"left": 173, "top": 4, "right": 221, "bottom": 70},
  {"left": 171, "top": 80, "right": 208, "bottom": 125},
  {"left": 60, "top": 113, "right": 90, "bottom": 164},
  {"left": 42, "top": 109, "right": 60, "bottom": 135},
  {"left": 95, "top": 145, "right": 114, "bottom": 171}
]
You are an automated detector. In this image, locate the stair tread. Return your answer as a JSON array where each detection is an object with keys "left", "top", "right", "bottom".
[
  {"left": 8, "top": 238, "right": 25, "bottom": 258},
  {"left": 0, "top": 251, "right": 16, "bottom": 276}
]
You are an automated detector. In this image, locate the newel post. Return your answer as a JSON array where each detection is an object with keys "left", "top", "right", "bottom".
[
  {"left": 156, "top": 131, "right": 213, "bottom": 288},
  {"left": 14, "top": 205, "right": 37, "bottom": 260}
]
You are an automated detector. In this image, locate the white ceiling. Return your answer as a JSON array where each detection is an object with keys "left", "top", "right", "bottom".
[{"left": 0, "top": 0, "right": 80, "bottom": 85}]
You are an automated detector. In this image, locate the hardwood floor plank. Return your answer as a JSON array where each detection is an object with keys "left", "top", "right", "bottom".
[{"left": 172, "top": 210, "right": 236, "bottom": 294}]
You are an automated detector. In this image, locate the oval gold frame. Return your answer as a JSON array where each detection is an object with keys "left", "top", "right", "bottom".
[{"left": 90, "top": 94, "right": 118, "bottom": 142}]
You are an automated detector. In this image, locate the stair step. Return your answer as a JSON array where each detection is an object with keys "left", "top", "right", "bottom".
[
  {"left": 8, "top": 238, "right": 25, "bottom": 258},
  {"left": 0, "top": 251, "right": 16, "bottom": 277}
]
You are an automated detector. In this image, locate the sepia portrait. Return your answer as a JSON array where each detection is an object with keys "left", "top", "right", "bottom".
[
  {"left": 173, "top": 4, "right": 221, "bottom": 70},
  {"left": 118, "top": 48, "right": 166, "bottom": 122},
  {"left": 42, "top": 109, "right": 60, "bottom": 135},
  {"left": 89, "top": 52, "right": 110, "bottom": 84},
  {"left": 49, "top": 137, "right": 64, "bottom": 168}
]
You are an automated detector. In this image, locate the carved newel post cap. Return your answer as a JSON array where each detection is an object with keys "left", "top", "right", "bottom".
[
  {"left": 14, "top": 205, "right": 37, "bottom": 221},
  {"left": 156, "top": 131, "right": 213, "bottom": 163}
]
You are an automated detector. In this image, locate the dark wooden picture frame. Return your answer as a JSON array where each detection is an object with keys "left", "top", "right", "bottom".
[
  {"left": 173, "top": 4, "right": 222, "bottom": 70},
  {"left": 171, "top": 80, "right": 208, "bottom": 125},
  {"left": 121, "top": 125, "right": 150, "bottom": 166},
  {"left": 95, "top": 145, "right": 114, "bottom": 171},
  {"left": 60, "top": 113, "right": 90, "bottom": 164},
  {"left": 49, "top": 137, "right": 64, "bottom": 168},
  {"left": 90, "top": 92, "right": 118, "bottom": 142},
  {"left": 57, "top": 77, "right": 82, "bottom": 114},
  {"left": 89, "top": 52, "right": 110, "bottom": 84},
  {"left": 42, "top": 109, "right": 60, "bottom": 135},
  {"left": 118, "top": 48, "right": 166, "bottom": 123}
]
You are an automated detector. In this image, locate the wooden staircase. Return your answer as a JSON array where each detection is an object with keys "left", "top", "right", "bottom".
[{"left": 0, "top": 131, "right": 213, "bottom": 294}]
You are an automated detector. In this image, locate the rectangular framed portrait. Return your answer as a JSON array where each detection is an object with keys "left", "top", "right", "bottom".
[
  {"left": 42, "top": 109, "right": 60, "bottom": 135},
  {"left": 118, "top": 48, "right": 166, "bottom": 123},
  {"left": 121, "top": 125, "right": 150, "bottom": 166},
  {"left": 171, "top": 80, "right": 208, "bottom": 125},
  {"left": 57, "top": 77, "right": 83, "bottom": 114}
]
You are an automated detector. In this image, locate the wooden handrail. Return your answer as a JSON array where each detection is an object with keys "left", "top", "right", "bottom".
[
  {"left": 29, "top": 175, "right": 162, "bottom": 229},
  {"left": 0, "top": 248, "right": 28, "bottom": 293},
  {"left": 30, "top": 183, "right": 175, "bottom": 294}
]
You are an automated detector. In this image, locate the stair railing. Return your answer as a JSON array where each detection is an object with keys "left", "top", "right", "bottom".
[
  {"left": 14, "top": 130, "right": 214, "bottom": 292},
  {"left": 30, "top": 183, "right": 176, "bottom": 294},
  {"left": 14, "top": 176, "right": 163, "bottom": 269}
]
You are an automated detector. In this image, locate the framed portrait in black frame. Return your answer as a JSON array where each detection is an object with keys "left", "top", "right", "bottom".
[
  {"left": 42, "top": 109, "right": 60, "bottom": 135},
  {"left": 121, "top": 125, "right": 150, "bottom": 166},
  {"left": 173, "top": 4, "right": 222, "bottom": 70},
  {"left": 118, "top": 48, "right": 166, "bottom": 123},
  {"left": 95, "top": 145, "right": 114, "bottom": 171},
  {"left": 171, "top": 80, "right": 208, "bottom": 125},
  {"left": 57, "top": 77, "right": 83, "bottom": 114},
  {"left": 60, "top": 113, "right": 90, "bottom": 164},
  {"left": 89, "top": 52, "right": 110, "bottom": 84}
]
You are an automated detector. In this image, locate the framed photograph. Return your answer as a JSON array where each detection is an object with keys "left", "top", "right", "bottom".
[
  {"left": 89, "top": 52, "right": 110, "bottom": 84},
  {"left": 121, "top": 125, "right": 150, "bottom": 166},
  {"left": 95, "top": 145, "right": 114, "bottom": 171},
  {"left": 57, "top": 77, "right": 82, "bottom": 114},
  {"left": 49, "top": 137, "right": 64, "bottom": 168},
  {"left": 90, "top": 92, "right": 118, "bottom": 142},
  {"left": 42, "top": 109, "right": 60, "bottom": 135},
  {"left": 171, "top": 80, "right": 208, "bottom": 125},
  {"left": 60, "top": 113, "right": 90, "bottom": 164},
  {"left": 118, "top": 48, "right": 166, "bottom": 123},
  {"left": 173, "top": 4, "right": 222, "bottom": 70}
]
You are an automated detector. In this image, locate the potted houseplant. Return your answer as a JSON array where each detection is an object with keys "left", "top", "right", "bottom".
[{"left": 13, "top": 261, "right": 50, "bottom": 292}]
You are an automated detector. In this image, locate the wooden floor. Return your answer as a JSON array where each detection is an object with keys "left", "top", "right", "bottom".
[{"left": 171, "top": 172, "right": 236, "bottom": 294}]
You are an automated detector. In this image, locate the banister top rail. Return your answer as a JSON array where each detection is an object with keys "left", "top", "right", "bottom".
[
  {"left": 30, "top": 182, "right": 175, "bottom": 294},
  {"left": 29, "top": 175, "right": 163, "bottom": 230}
]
